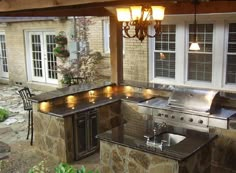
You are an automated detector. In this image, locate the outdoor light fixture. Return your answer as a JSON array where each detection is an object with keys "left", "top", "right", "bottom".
[
  {"left": 189, "top": 0, "right": 200, "bottom": 51},
  {"left": 116, "top": 5, "right": 165, "bottom": 42}
]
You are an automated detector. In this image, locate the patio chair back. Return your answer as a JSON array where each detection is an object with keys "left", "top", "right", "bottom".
[{"left": 18, "top": 87, "right": 33, "bottom": 111}]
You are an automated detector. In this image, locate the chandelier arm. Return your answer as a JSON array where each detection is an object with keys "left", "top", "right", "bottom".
[
  {"left": 145, "top": 21, "right": 162, "bottom": 38},
  {"left": 123, "top": 22, "right": 137, "bottom": 38}
]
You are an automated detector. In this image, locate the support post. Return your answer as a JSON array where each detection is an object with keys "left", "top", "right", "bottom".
[{"left": 109, "top": 16, "right": 123, "bottom": 85}]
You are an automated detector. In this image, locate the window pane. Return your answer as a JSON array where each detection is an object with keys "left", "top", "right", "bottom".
[
  {"left": 226, "top": 23, "right": 236, "bottom": 84},
  {"left": 226, "top": 55, "right": 236, "bottom": 84},
  {"left": 188, "top": 53, "right": 212, "bottom": 82},
  {"left": 154, "top": 25, "right": 176, "bottom": 79},
  {"left": 155, "top": 25, "right": 176, "bottom": 51},
  {"left": 188, "top": 24, "right": 213, "bottom": 82},
  {"left": 154, "top": 52, "right": 175, "bottom": 78}
]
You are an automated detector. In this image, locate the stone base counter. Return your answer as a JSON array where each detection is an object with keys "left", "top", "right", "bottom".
[
  {"left": 100, "top": 140, "right": 211, "bottom": 173},
  {"left": 33, "top": 105, "right": 74, "bottom": 162},
  {"left": 100, "top": 141, "right": 179, "bottom": 173}
]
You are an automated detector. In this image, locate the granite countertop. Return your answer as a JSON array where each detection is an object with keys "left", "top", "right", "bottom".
[
  {"left": 30, "top": 82, "right": 114, "bottom": 103},
  {"left": 97, "top": 123, "right": 217, "bottom": 161},
  {"left": 41, "top": 93, "right": 153, "bottom": 117}
]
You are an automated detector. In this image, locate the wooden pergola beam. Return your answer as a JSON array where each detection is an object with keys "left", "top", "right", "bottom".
[
  {"left": 0, "top": 1, "right": 235, "bottom": 16},
  {"left": 0, "top": 7, "right": 112, "bottom": 17}
]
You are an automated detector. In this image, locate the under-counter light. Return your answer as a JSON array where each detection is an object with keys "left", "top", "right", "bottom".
[
  {"left": 88, "top": 90, "right": 95, "bottom": 97},
  {"left": 105, "top": 86, "right": 113, "bottom": 98},
  {"left": 66, "top": 95, "right": 77, "bottom": 109},
  {"left": 66, "top": 95, "right": 77, "bottom": 103},
  {"left": 39, "top": 101, "right": 50, "bottom": 112},
  {"left": 89, "top": 97, "right": 95, "bottom": 103},
  {"left": 105, "top": 86, "right": 113, "bottom": 93}
]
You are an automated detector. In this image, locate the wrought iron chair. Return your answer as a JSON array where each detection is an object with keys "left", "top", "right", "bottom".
[{"left": 18, "top": 87, "right": 34, "bottom": 145}]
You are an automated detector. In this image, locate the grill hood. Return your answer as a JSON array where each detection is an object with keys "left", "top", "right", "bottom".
[{"left": 168, "top": 87, "right": 219, "bottom": 114}]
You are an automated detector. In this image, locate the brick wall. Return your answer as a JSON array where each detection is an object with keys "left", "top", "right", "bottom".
[
  {"left": 123, "top": 37, "right": 149, "bottom": 82},
  {"left": 0, "top": 16, "right": 148, "bottom": 89},
  {"left": 87, "top": 16, "right": 111, "bottom": 82},
  {"left": 0, "top": 19, "right": 71, "bottom": 90}
]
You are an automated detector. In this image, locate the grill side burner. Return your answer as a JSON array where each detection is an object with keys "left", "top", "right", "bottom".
[{"left": 139, "top": 87, "right": 236, "bottom": 131}]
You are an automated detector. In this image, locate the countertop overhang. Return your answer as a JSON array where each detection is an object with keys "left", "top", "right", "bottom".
[{"left": 97, "top": 123, "right": 217, "bottom": 161}]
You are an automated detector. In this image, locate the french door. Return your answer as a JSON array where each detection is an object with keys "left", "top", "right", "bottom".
[
  {"left": 27, "top": 31, "right": 58, "bottom": 84},
  {"left": 0, "top": 33, "right": 8, "bottom": 78}
]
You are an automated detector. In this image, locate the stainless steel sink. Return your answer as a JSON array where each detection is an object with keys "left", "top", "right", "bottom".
[{"left": 146, "top": 132, "right": 186, "bottom": 150}]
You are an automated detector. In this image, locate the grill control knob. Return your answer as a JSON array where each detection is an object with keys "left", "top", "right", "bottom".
[
  {"left": 165, "top": 114, "right": 168, "bottom": 118},
  {"left": 158, "top": 113, "right": 161, "bottom": 116},
  {"left": 189, "top": 118, "right": 193, "bottom": 122},
  {"left": 198, "top": 120, "right": 203, "bottom": 124},
  {"left": 180, "top": 117, "right": 184, "bottom": 121},
  {"left": 171, "top": 115, "right": 175, "bottom": 119}
]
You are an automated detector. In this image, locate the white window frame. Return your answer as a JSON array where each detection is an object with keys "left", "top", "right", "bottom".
[
  {"left": 103, "top": 19, "right": 110, "bottom": 54},
  {"left": 24, "top": 30, "right": 58, "bottom": 85},
  {"left": 223, "top": 20, "right": 236, "bottom": 90},
  {"left": 151, "top": 24, "right": 177, "bottom": 84},
  {"left": 150, "top": 16, "right": 187, "bottom": 85},
  {"left": 0, "top": 31, "right": 8, "bottom": 79},
  {"left": 185, "top": 22, "right": 215, "bottom": 88},
  {"left": 103, "top": 18, "right": 125, "bottom": 55},
  {"left": 149, "top": 13, "right": 236, "bottom": 91}
]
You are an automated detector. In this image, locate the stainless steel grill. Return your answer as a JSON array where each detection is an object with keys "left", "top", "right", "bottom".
[{"left": 139, "top": 87, "right": 236, "bottom": 132}]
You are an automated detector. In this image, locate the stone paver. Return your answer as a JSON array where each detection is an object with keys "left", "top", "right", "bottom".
[
  {"left": 0, "top": 84, "right": 59, "bottom": 173},
  {"left": 0, "top": 84, "right": 41, "bottom": 144}
]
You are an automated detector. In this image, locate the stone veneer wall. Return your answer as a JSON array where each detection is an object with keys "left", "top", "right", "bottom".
[
  {"left": 100, "top": 140, "right": 179, "bottom": 173},
  {"left": 179, "top": 144, "right": 211, "bottom": 173},
  {"left": 100, "top": 140, "right": 211, "bottom": 173},
  {"left": 33, "top": 103, "right": 74, "bottom": 162},
  {"left": 121, "top": 101, "right": 149, "bottom": 138},
  {"left": 98, "top": 101, "right": 122, "bottom": 133},
  {"left": 210, "top": 128, "right": 236, "bottom": 173}
]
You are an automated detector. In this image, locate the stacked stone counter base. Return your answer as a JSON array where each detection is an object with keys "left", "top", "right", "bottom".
[
  {"left": 100, "top": 141, "right": 179, "bottom": 173},
  {"left": 100, "top": 141, "right": 211, "bottom": 173},
  {"left": 33, "top": 103, "right": 74, "bottom": 162}
]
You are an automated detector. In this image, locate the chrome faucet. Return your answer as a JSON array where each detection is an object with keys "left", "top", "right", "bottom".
[
  {"left": 153, "top": 122, "right": 167, "bottom": 136},
  {"left": 144, "top": 122, "right": 167, "bottom": 146}
]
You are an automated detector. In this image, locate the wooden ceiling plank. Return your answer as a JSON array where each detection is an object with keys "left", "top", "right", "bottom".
[{"left": 0, "top": 1, "right": 235, "bottom": 16}]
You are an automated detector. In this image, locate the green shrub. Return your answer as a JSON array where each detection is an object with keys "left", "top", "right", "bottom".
[
  {"left": 28, "top": 162, "right": 99, "bottom": 173},
  {"left": 55, "top": 163, "right": 99, "bottom": 173},
  {"left": 0, "top": 108, "right": 9, "bottom": 122},
  {"left": 77, "top": 165, "right": 99, "bottom": 173},
  {"left": 55, "top": 163, "right": 75, "bottom": 173}
]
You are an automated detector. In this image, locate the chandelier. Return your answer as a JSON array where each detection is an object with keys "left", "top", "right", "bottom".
[{"left": 116, "top": 5, "right": 165, "bottom": 42}]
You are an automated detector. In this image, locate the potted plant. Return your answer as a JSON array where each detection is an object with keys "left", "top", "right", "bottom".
[
  {"left": 55, "top": 31, "right": 68, "bottom": 44},
  {"left": 53, "top": 46, "right": 70, "bottom": 58}
]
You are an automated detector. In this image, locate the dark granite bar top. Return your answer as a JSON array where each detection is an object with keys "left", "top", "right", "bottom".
[
  {"left": 30, "top": 82, "right": 114, "bottom": 103},
  {"left": 97, "top": 123, "right": 217, "bottom": 161},
  {"left": 40, "top": 93, "right": 153, "bottom": 117}
]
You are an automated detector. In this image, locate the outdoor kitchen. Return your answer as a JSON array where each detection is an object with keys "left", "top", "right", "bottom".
[
  {"left": 30, "top": 81, "right": 236, "bottom": 173},
  {"left": 0, "top": 0, "right": 236, "bottom": 172}
]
